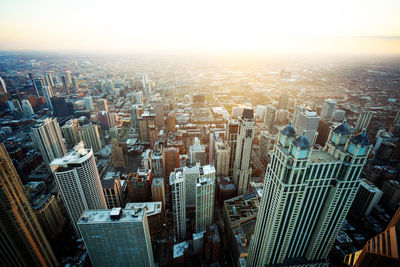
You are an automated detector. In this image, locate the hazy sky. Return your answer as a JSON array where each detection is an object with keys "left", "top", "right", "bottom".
[{"left": 1, "top": 0, "right": 400, "bottom": 54}]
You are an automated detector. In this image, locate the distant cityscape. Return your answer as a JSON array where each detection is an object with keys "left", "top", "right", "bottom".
[{"left": 0, "top": 53, "right": 399, "bottom": 267}]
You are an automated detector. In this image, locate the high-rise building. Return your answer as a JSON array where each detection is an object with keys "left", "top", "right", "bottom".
[
  {"left": 214, "top": 140, "right": 230, "bottom": 177},
  {"left": 333, "top": 109, "right": 346, "bottom": 122},
  {"left": 380, "top": 180, "right": 400, "bottom": 207},
  {"left": 51, "top": 96, "right": 72, "bottom": 117},
  {"left": 129, "top": 169, "right": 152, "bottom": 202},
  {"left": 46, "top": 73, "right": 54, "bottom": 87},
  {"left": 182, "top": 163, "right": 201, "bottom": 208},
  {"left": 136, "top": 91, "right": 144, "bottom": 104},
  {"left": 316, "top": 119, "right": 334, "bottom": 146},
  {"left": 32, "top": 78, "right": 44, "bottom": 97},
  {"left": 31, "top": 118, "right": 67, "bottom": 169},
  {"left": 98, "top": 111, "right": 113, "bottom": 130},
  {"left": 189, "top": 138, "right": 207, "bottom": 165},
  {"left": 275, "top": 109, "right": 288, "bottom": 124},
  {"left": 65, "top": 71, "right": 72, "bottom": 84},
  {"left": 60, "top": 75, "right": 69, "bottom": 95},
  {"left": 167, "top": 112, "right": 176, "bottom": 132},
  {"left": 264, "top": 104, "right": 276, "bottom": 129},
  {"left": 0, "top": 143, "right": 58, "bottom": 266},
  {"left": 170, "top": 169, "right": 186, "bottom": 242},
  {"left": 349, "top": 178, "right": 382, "bottom": 218},
  {"left": 292, "top": 104, "right": 307, "bottom": 129},
  {"left": 0, "top": 76, "right": 7, "bottom": 93},
  {"left": 195, "top": 165, "right": 216, "bottom": 233},
  {"left": 21, "top": 99, "right": 35, "bottom": 116},
  {"left": 256, "top": 105, "right": 266, "bottom": 121},
  {"left": 227, "top": 118, "right": 239, "bottom": 175},
  {"left": 97, "top": 98, "right": 108, "bottom": 111},
  {"left": 78, "top": 208, "right": 155, "bottom": 267},
  {"left": 354, "top": 110, "right": 373, "bottom": 132},
  {"left": 258, "top": 130, "right": 274, "bottom": 162},
  {"left": 247, "top": 121, "right": 372, "bottom": 266},
  {"left": 72, "top": 76, "right": 79, "bottom": 91},
  {"left": 50, "top": 143, "right": 107, "bottom": 234},
  {"left": 233, "top": 109, "right": 255, "bottom": 195},
  {"left": 111, "top": 139, "right": 127, "bottom": 168},
  {"left": 101, "top": 172, "right": 124, "bottom": 209},
  {"left": 138, "top": 112, "right": 155, "bottom": 143},
  {"left": 154, "top": 102, "right": 165, "bottom": 127},
  {"left": 152, "top": 149, "right": 163, "bottom": 177},
  {"left": 278, "top": 93, "right": 289, "bottom": 110},
  {"left": 151, "top": 177, "right": 166, "bottom": 211},
  {"left": 7, "top": 99, "right": 22, "bottom": 114},
  {"left": 84, "top": 96, "right": 94, "bottom": 110},
  {"left": 61, "top": 119, "right": 80, "bottom": 148},
  {"left": 41, "top": 85, "right": 54, "bottom": 110},
  {"left": 320, "top": 99, "right": 337, "bottom": 122},
  {"left": 295, "top": 110, "right": 320, "bottom": 147},
  {"left": 163, "top": 146, "right": 180, "bottom": 183},
  {"left": 78, "top": 123, "right": 102, "bottom": 153}
]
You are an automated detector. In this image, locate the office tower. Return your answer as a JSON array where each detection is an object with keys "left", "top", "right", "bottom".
[
  {"left": 32, "top": 78, "right": 44, "bottom": 96},
  {"left": 78, "top": 208, "right": 155, "bottom": 267},
  {"left": 349, "top": 178, "right": 382, "bottom": 218},
  {"left": 31, "top": 193, "right": 66, "bottom": 240},
  {"left": 129, "top": 169, "right": 152, "bottom": 202},
  {"left": 101, "top": 172, "right": 124, "bottom": 208},
  {"left": 320, "top": 99, "right": 337, "bottom": 122},
  {"left": 275, "top": 109, "right": 288, "bottom": 124},
  {"left": 50, "top": 143, "right": 107, "bottom": 234},
  {"left": 256, "top": 105, "right": 266, "bottom": 121},
  {"left": 292, "top": 104, "right": 307, "bottom": 129},
  {"left": 154, "top": 102, "right": 165, "bottom": 127},
  {"left": 138, "top": 112, "right": 155, "bottom": 143},
  {"left": 152, "top": 149, "right": 163, "bottom": 177},
  {"left": 227, "top": 118, "right": 239, "bottom": 175},
  {"left": 344, "top": 207, "right": 400, "bottom": 266},
  {"left": 170, "top": 169, "right": 186, "bottom": 242},
  {"left": 259, "top": 130, "right": 274, "bottom": 162},
  {"left": 296, "top": 110, "right": 320, "bottom": 147},
  {"left": 167, "top": 112, "right": 176, "bottom": 132},
  {"left": 278, "top": 92, "right": 289, "bottom": 109},
  {"left": 98, "top": 111, "right": 113, "bottom": 130},
  {"left": 163, "top": 146, "right": 180, "bottom": 182},
  {"left": 136, "top": 91, "right": 144, "bottom": 104},
  {"left": 232, "top": 107, "right": 244, "bottom": 118},
  {"left": 125, "top": 202, "right": 163, "bottom": 240},
  {"left": 7, "top": 99, "right": 22, "bottom": 114},
  {"left": 32, "top": 118, "right": 67, "bottom": 169},
  {"left": 152, "top": 178, "right": 166, "bottom": 210},
  {"left": 72, "top": 76, "right": 79, "bottom": 91},
  {"left": 195, "top": 166, "right": 216, "bottom": 233},
  {"left": 21, "top": 99, "right": 35, "bottom": 116},
  {"left": 84, "top": 96, "right": 94, "bottom": 110},
  {"left": 0, "top": 143, "right": 58, "bottom": 267},
  {"left": 60, "top": 75, "right": 70, "bottom": 95},
  {"left": 78, "top": 123, "right": 102, "bottom": 153},
  {"left": 141, "top": 149, "right": 152, "bottom": 170},
  {"left": 111, "top": 139, "right": 127, "bottom": 168},
  {"left": 333, "top": 109, "right": 346, "bottom": 122},
  {"left": 182, "top": 163, "right": 201, "bottom": 208},
  {"left": 46, "top": 73, "right": 54, "bottom": 87},
  {"left": 0, "top": 76, "right": 7, "bottom": 93},
  {"left": 189, "top": 138, "right": 207, "bottom": 165},
  {"left": 247, "top": 121, "right": 372, "bottom": 266},
  {"left": 41, "top": 85, "right": 54, "bottom": 109},
  {"left": 380, "top": 180, "right": 400, "bottom": 207},
  {"left": 354, "top": 110, "right": 373, "bottom": 132},
  {"left": 233, "top": 109, "right": 255, "bottom": 195},
  {"left": 51, "top": 96, "right": 72, "bottom": 117},
  {"left": 62, "top": 119, "right": 80, "bottom": 148},
  {"left": 214, "top": 139, "right": 230, "bottom": 176},
  {"left": 316, "top": 119, "right": 334, "bottom": 146},
  {"left": 65, "top": 71, "right": 72, "bottom": 84},
  {"left": 97, "top": 98, "right": 108, "bottom": 111}
]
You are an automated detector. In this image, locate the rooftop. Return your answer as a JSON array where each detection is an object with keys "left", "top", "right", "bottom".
[
  {"left": 125, "top": 202, "right": 162, "bottom": 217},
  {"left": 224, "top": 193, "right": 260, "bottom": 227},
  {"left": 78, "top": 208, "right": 146, "bottom": 224},
  {"left": 50, "top": 142, "right": 91, "bottom": 167},
  {"left": 310, "top": 150, "right": 337, "bottom": 163},
  {"left": 173, "top": 241, "right": 189, "bottom": 259}
]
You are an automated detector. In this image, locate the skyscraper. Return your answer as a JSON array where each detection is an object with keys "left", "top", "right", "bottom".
[
  {"left": 189, "top": 138, "right": 207, "bottom": 165},
  {"left": 21, "top": 99, "right": 35, "bottom": 116},
  {"left": 170, "top": 169, "right": 186, "bottom": 242},
  {"left": 247, "top": 121, "right": 372, "bottom": 266},
  {"left": 51, "top": 96, "right": 72, "bottom": 117},
  {"left": 214, "top": 139, "right": 230, "bottom": 177},
  {"left": 78, "top": 123, "right": 102, "bottom": 153},
  {"left": 78, "top": 208, "right": 155, "bottom": 267},
  {"left": 278, "top": 93, "right": 289, "bottom": 110},
  {"left": 0, "top": 143, "right": 58, "bottom": 267},
  {"left": 182, "top": 163, "right": 201, "bottom": 208},
  {"left": 32, "top": 78, "right": 44, "bottom": 97},
  {"left": 60, "top": 75, "right": 70, "bottom": 95},
  {"left": 0, "top": 76, "right": 7, "bottom": 93},
  {"left": 227, "top": 118, "right": 239, "bottom": 175},
  {"left": 41, "top": 85, "right": 54, "bottom": 110},
  {"left": 354, "top": 110, "right": 373, "bottom": 132},
  {"left": 61, "top": 119, "right": 80, "bottom": 148},
  {"left": 195, "top": 165, "right": 216, "bottom": 233},
  {"left": 233, "top": 109, "right": 255, "bottom": 195},
  {"left": 320, "top": 99, "right": 337, "bottom": 122},
  {"left": 31, "top": 118, "right": 67, "bottom": 169},
  {"left": 292, "top": 104, "right": 307, "bottom": 129},
  {"left": 264, "top": 104, "right": 276, "bottom": 129},
  {"left": 50, "top": 143, "right": 107, "bottom": 234},
  {"left": 295, "top": 110, "right": 320, "bottom": 147},
  {"left": 97, "top": 98, "right": 108, "bottom": 111},
  {"left": 151, "top": 177, "right": 166, "bottom": 211}
]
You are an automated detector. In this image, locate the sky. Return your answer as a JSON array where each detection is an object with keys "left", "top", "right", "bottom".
[{"left": 1, "top": 0, "right": 400, "bottom": 54}]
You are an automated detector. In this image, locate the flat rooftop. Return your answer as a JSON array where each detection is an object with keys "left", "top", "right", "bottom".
[
  {"left": 50, "top": 143, "right": 91, "bottom": 166},
  {"left": 310, "top": 150, "right": 337, "bottom": 163},
  {"left": 224, "top": 193, "right": 260, "bottom": 227},
  {"left": 125, "top": 202, "right": 162, "bottom": 217},
  {"left": 173, "top": 241, "right": 189, "bottom": 259},
  {"left": 78, "top": 208, "right": 145, "bottom": 224}
]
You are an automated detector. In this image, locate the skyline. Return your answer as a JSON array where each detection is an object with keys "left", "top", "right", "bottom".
[{"left": 1, "top": 0, "right": 400, "bottom": 54}]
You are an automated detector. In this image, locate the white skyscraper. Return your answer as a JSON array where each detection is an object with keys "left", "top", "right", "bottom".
[
  {"left": 189, "top": 138, "right": 207, "bottom": 165},
  {"left": 50, "top": 143, "right": 107, "bottom": 234},
  {"left": 21, "top": 99, "right": 35, "bottom": 116},
  {"left": 78, "top": 208, "right": 155, "bottom": 267},
  {"left": 296, "top": 110, "right": 320, "bottom": 147},
  {"left": 195, "top": 165, "right": 216, "bottom": 233},
  {"left": 170, "top": 169, "right": 186, "bottom": 242},
  {"left": 320, "top": 99, "right": 337, "bottom": 122},
  {"left": 214, "top": 140, "right": 230, "bottom": 177},
  {"left": 354, "top": 110, "right": 373, "bottom": 132},
  {"left": 136, "top": 91, "right": 144, "bottom": 105},
  {"left": 183, "top": 163, "right": 201, "bottom": 208},
  {"left": 41, "top": 85, "right": 54, "bottom": 110},
  {"left": 0, "top": 76, "right": 7, "bottom": 93},
  {"left": 292, "top": 104, "right": 307, "bottom": 129},
  {"left": 233, "top": 109, "right": 255, "bottom": 195},
  {"left": 31, "top": 118, "right": 66, "bottom": 170},
  {"left": 78, "top": 124, "right": 102, "bottom": 153},
  {"left": 247, "top": 121, "right": 373, "bottom": 266}
]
